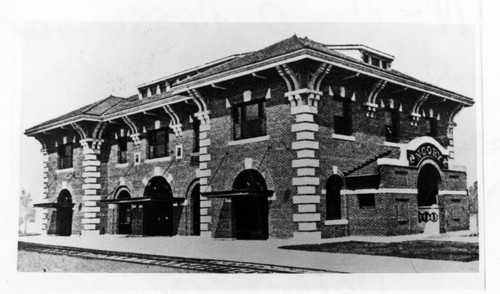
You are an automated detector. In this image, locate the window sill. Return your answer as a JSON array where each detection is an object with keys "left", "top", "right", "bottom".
[
  {"left": 144, "top": 156, "right": 172, "bottom": 163},
  {"left": 116, "top": 163, "right": 129, "bottom": 168},
  {"left": 325, "top": 219, "right": 348, "bottom": 226},
  {"left": 383, "top": 141, "right": 403, "bottom": 147},
  {"left": 331, "top": 134, "right": 355, "bottom": 141},
  {"left": 228, "top": 135, "right": 270, "bottom": 146},
  {"left": 56, "top": 167, "right": 74, "bottom": 173}
]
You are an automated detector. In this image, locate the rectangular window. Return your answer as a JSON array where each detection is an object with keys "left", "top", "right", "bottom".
[
  {"left": 362, "top": 54, "right": 370, "bottom": 63},
  {"left": 384, "top": 109, "right": 399, "bottom": 142},
  {"left": 371, "top": 58, "right": 380, "bottom": 67},
  {"left": 58, "top": 143, "right": 73, "bottom": 169},
  {"left": 232, "top": 100, "right": 266, "bottom": 140},
  {"left": 425, "top": 118, "right": 438, "bottom": 137},
  {"left": 381, "top": 61, "right": 387, "bottom": 69},
  {"left": 333, "top": 98, "right": 352, "bottom": 135},
  {"left": 148, "top": 128, "right": 168, "bottom": 159},
  {"left": 358, "top": 194, "right": 375, "bottom": 208},
  {"left": 192, "top": 118, "right": 200, "bottom": 153},
  {"left": 118, "top": 137, "right": 128, "bottom": 164},
  {"left": 150, "top": 86, "right": 157, "bottom": 96}
]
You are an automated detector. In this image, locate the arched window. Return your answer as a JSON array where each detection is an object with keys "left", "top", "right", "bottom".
[{"left": 326, "top": 175, "right": 343, "bottom": 220}]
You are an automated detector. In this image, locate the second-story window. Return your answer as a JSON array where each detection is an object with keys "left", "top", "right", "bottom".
[
  {"left": 425, "top": 118, "right": 438, "bottom": 138},
  {"left": 192, "top": 118, "right": 200, "bottom": 153},
  {"left": 58, "top": 143, "right": 73, "bottom": 169},
  {"left": 148, "top": 128, "right": 168, "bottom": 159},
  {"left": 333, "top": 98, "right": 352, "bottom": 136},
  {"left": 384, "top": 108, "right": 399, "bottom": 142},
  {"left": 232, "top": 99, "right": 266, "bottom": 140},
  {"left": 118, "top": 137, "right": 128, "bottom": 164}
]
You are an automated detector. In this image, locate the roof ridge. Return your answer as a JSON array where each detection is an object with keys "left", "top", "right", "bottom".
[
  {"left": 99, "top": 96, "right": 130, "bottom": 116},
  {"left": 81, "top": 95, "right": 124, "bottom": 115}
]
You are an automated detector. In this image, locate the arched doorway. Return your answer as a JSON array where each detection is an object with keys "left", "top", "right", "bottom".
[
  {"left": 190, "top": 184, "right": 201, "bottom": 236},
  {"left": 56, "top": 189, "right": 73, "bottom": 236},
  {"left": 326, "top": 175, "right": 343, "bottom": 220},
  {"left": 417, "top": 164, "right": 441, "bottom": 206},
  {"left": 143, "top": 177, "right": 174, "bottom": 236},
  {"left": 116, "top": 189, "right": 132, "bottom": 235},
  {"left": 417, "top": 163, "right": 442, "bottom": 234},
  {"left": 232, "top": 169, "right": 269, "bottom": 240}
]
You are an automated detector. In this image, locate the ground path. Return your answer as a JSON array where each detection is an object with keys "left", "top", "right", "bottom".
[{"left": 18, "top": 231, "right": 478, "bottom": 273}]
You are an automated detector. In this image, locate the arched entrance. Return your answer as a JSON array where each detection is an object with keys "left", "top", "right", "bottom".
[
  {"left": 143, "top": 177, "right": 174, "bottom": 236},
  {"left": 417, "top": 163, "right": 442, "bottom": 234},
  {"left": 232, "top": 169, "right": 269, "bottom": 240},
  {"left": 190, "top": 184, "right": 201, "bottom": 236},
  {"left": 116, "top": 189, "right": 132, "bottom": 234},
  {"left": 56, "top": 189, "right": 73, "bottom": 236}
]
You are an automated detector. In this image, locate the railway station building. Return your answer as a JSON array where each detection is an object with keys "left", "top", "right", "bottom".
[{"left": 25, "top": 35, "right": 474, "bottom": 240}]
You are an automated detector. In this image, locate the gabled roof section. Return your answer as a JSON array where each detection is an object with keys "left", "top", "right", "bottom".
[
  {"left": 25, "top": 35, "right": 474, "bottom": 136},
  {"left": 138, "top": 53, "right": 246, "bottom": 89},
  {"left": 177, "top": 35, "right": 312, "bottom": 85},
  {"left": 175, "top": 35, "right": 473, "bottom": 106},
  {"left": 25, "top": 95, "right": 126, "bottom": 135}
]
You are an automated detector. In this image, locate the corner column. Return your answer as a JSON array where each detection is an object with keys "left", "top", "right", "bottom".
[
  {"left": 196, "top": 113, "right": 212, "bottom": 238},
  {"left": 80, "top": 139, "right": 103, "bottom": 236},
  {"left": 287, "top": 89, "right": 322, "bottom": 240},
  {"left": 40, "top": 149, "right": 49, "bottom": 234}
]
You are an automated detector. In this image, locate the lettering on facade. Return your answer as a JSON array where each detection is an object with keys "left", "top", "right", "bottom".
[
  {"left": 418, "top": 211, "right": 438, "bottom": 223},
  {"left": 407, "top": 143, "right": 448, "bottom": 169}
]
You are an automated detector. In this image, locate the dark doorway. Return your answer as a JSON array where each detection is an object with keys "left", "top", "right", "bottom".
[
  {"left": 191, "top": 184, "right": 201, "bottom": 236},
  {"left": 326, "top": 175, "right": 343, "bottom": 220},
  {"left": 116, "top": 190, "right": 132, "bottom": 234},
  {"left": 56, "top": 190, "right": 73, "bottom": 236},
  {"left": 232, "top": 169, "right": 269, "bottom": 240},
  {"left": 417, "top": 164, "right": 441, "bottom": 206},
  {"left": 143, "top": 177, "right": 174, "bottom": 236}
]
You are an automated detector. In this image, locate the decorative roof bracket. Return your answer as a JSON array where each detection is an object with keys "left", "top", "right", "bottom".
[
  {"left": 364, "top": 80, "right": 387, "bottom": 117},
  {"left": 163, "top": 105, "right": 183, "bottom": 136},
  {"left": 410, "top": 93, "right": 430, "bottom": 126}
]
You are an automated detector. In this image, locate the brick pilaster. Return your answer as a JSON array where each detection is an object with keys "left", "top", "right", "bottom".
[
  {"left": 447, "top": 122, "right": 456, "bottom": 168},
  {"left": 80, "top": 139, "right": 103, "bottom": 235},
  {"left": 196, "top": 116, "right": 212, "bottom": 238},
  {"left": 40, "top": 149, "right": 49, "bottom": 233},
  {"left": 287, "top": 89, "right": 322, "bottom": 240}
]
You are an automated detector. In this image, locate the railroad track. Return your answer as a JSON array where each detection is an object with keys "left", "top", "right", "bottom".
[{"left": 18, "top": 242, "right": 337, "bottom": 273}]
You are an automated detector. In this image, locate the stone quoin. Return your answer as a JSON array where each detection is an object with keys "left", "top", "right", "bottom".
[{"left": 26, "top": 35, "right": 473, "bottom": 240}]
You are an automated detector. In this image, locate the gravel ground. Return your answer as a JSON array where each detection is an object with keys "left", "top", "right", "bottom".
[{"left": 17, "top": 250, "right": 195, "bottom": 273}]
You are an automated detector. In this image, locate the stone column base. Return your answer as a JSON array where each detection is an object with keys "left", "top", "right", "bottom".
[{"left": 293, "top": 231, "right": 321, "bottom": 241}]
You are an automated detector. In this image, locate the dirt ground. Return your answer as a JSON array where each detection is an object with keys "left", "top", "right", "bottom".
[{"left": 17, "top": 250, "right": 197, "bottom": 273}]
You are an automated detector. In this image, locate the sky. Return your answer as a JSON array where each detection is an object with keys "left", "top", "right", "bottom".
[{"left": 19, "top": 22, "right": 477, "bottom": 204}]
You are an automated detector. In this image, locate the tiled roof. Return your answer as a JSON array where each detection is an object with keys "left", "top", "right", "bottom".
[
  {"left": 25, "top": 96, "right": 126, "bottom": 134},
  {"left": 177, "top": 35, "right": 331, "bottom": 85},
  {"left": 177, "top": 35, "right": 473, "bottom": 105},
  {"left": 25, "top": 35, "right": 474, "bottom": 135}
]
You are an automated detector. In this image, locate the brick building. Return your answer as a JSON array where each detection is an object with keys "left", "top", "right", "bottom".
[{"left": 25, "top": 35, "right": 474, "bottom": 240}]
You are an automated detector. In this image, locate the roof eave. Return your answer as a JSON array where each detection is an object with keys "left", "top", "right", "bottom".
[
  {"left": 172, "top": 48, "right": 474, "bottom": 106},
  {"left": 24, "top": 115, "right": 102, "bottom": 136}
]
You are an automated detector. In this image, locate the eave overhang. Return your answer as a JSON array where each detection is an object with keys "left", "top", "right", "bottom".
[
  {"left": 24, "top": 94, "right": 190, "bottom": 136},
  {"left": 173, "top": 48, "right": 474, "bottom": 107},
  {"left": 25, "top": 44, "right": 474, "bottom": 137},
  {"left": 24, "top": 115, "right": 101, "bottom": 136}
]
